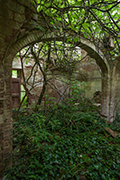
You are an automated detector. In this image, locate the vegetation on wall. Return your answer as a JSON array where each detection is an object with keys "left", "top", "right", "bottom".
[
  {"left": 30, "top": 0, "right": 120, "bottom": 59},
  {"left": 15, "top": 0, "right": 120, "bottom": 110},
  {"left": 9, "top": 1, "right": 120, "bottom": 179},
  {"left": 16, "top": 41, "right": 82, "bottom": 110},
  {"left": 1, "top": 0, "right": 120, "bottom": 179}
]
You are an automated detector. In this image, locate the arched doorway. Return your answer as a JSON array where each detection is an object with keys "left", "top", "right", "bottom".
[{"left": 0, "top": 5, "right": 119, "bottom": 178}]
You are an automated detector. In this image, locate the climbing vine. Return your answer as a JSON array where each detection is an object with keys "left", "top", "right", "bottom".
[{"left": 29, "top": 0, "right": 120, "bottom": 60}]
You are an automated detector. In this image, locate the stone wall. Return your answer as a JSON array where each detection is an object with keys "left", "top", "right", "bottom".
[
  {"left": 74, "top": 50, "right": 101, "bottom": 99},
  {"left": 12, "top": 49, "right": 102, "bottom": 103}
]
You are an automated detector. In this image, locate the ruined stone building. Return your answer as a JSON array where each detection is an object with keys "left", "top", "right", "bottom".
[
  {"left": 0, "top": 0, "right": 120, "bottom": 178},
  {"left": 12, "top": 47, "right": 102, "bottom": 108}
]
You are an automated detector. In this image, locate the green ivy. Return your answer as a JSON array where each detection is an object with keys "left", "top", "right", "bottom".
[{"left": 6, "top": 86, "right": 120, "bottom": 180}]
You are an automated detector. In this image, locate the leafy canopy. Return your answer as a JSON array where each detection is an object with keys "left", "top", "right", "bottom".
[
  {"left": 29, "top": 0, "right": 120, "bottom": 59},
  {"left": 32, "top": 0, "right": 120, "bottom": 37}
]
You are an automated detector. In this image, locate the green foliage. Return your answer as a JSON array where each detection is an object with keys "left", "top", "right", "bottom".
[
  {"left": 29, "top": 0, "right": 120, "bottom": 64},
  {"left": 21, "top": 85, "right": 26, "bottom": 102},
  {"left": 12, "top": 70, "right": 17, "bottom": 78},
  {"left": 6, "top": 87, "right": 120, "bottom": 180},
  {"left": 35, "top": 0, "right": 120, "bottom": 38}
]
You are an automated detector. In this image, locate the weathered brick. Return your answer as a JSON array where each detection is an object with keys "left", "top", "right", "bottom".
[
  {"left": 0, "top": 18, "right": 13, "bottom": 36},
  {"left": 0, "top": 151, "right": 2, "bottom": 162},
  {"left": 0, "top": 116, "right": 4, "bottom": 125},
  {"left": 0, "top": 15, "right": 14, "bottom": 28},
  {"left": 0, "top": 33, "right": 6, "bottom": 40},
  {"left": 7, "top": 1, "right": 25, "bottom": 14},
  {"left": 16, "top": 0, "right": 30, "bottom": 8},
  {"left": 14, "top": 12, "right": 25, "bottom": 23},
  {"left": 16, "top": 0, "right": 36, "bottom": 12},
  {"left": 0, "top": 126, "right": 3, "bottom": 139},
  {"left": 0, "top": 81, "right": 4, "bottom": 87},
  {"left": 0, "top": 37, "right": 5, "bottom": 48},
  {"left": 0, "top": 107, "right": 3, "bottom": 114},
  {"left": 0, "top": 163, "right": 4, "bottom": 178},
  {"left": 0, "top": 125, "right": 3, "bottom": 177},
  {"left": 0, "top": 101, "right": 3, "bottom": 108},
  {"left": 0, "top": 6, "right": 13, "bottom": 19}
]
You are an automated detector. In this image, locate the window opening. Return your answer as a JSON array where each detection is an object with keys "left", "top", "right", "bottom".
[{"left": 12, "top": 70, "right": 17, "bottom": 78}]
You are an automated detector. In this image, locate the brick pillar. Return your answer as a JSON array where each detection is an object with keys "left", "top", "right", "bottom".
[
  {"left": 0, "top": 61, "right": 12, "bottom": 178},
  {"left": 108, "top": 71, "right": 116, "bottom": 122},
  {"left": 109, "top": 62, "right": 120, "bottom": 121},
  {"left": 101, "top": 64, "right": 120, "bottom": 122},
  {"left": 0, "top": 63, "right": 4, "bottom": 178},
  {"left": 101, "top": 72, "right": 110, "bottom": 120}
]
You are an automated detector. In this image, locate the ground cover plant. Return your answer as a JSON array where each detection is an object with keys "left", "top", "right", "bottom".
[{"left": 6, "top": 87, "right": 120, "bottom": 180}]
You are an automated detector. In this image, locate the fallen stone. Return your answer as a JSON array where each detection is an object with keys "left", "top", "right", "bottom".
[{"left": 105, "top": 127, "right": 117, "bottom": 138}]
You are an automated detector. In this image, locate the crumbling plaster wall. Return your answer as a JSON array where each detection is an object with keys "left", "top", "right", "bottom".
[
  {"left": 12, "top": 48, "right": 101, "bottom": 102},
  {"left": 74, "top": 49, "right": 101, "bottom": 99}
]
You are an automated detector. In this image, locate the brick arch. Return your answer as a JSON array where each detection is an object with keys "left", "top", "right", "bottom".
[
  {"left": 6, "top": 30, "right": 110, "bottom": 116},
  {"left": 6, "top": 30, "right": 111, "bottom": 120},
  {"left": 7, "top": 30, "right": 109, "bottom": 75},
  {"left": 0, "top": 24, "right": 114, "bottom": 179},
  {"left": 7, "top": 30, "right": 112, "bottom": 121},
  {"left": 109, "top": 61, "right": 120, "bottom": 118}
]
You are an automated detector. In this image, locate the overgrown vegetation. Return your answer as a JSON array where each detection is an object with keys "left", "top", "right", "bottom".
[
  {"left": 1, "top": 0, "right": 120, "bottom": 179},
  {"left": 32, "top": 0, "right": 120, "bottom": 59},
  {"left": 6, "top": 85, "right": 120, "bottom": 180}
]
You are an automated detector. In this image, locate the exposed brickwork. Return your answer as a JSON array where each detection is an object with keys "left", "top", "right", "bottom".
[
  {"left": 7, "top": 1, "right": 25, "bottom": 14},
  {"left": 0, "top": 7, "right": 13, "bottom": 19},
  {"left": 14, "top": 12, "right": 25, "bottom": 22},
  {"left": 0, "top": 0, "right": 120, "bottom": 179},
  {"left": 0, "top": 64, "right": 4, "bottom": 177},
  {"left": 0, "top": 58, "right": 13, "bottom": 178}
]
